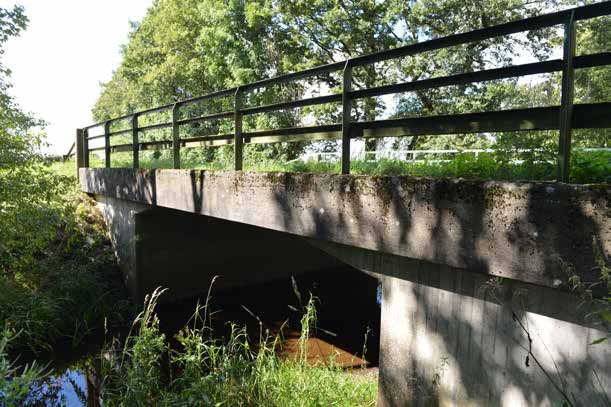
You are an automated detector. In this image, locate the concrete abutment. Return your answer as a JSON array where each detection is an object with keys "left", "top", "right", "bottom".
[{"left": 313, "top": 240, "right": 610, "bottom": 406}]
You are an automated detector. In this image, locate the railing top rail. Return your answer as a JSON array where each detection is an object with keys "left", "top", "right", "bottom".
[
  {"left": 82, "top": 1, "right": 611, "bottom": 130},
  {"left": 349, "top": 1, "right": 609, "bottom": 67}
]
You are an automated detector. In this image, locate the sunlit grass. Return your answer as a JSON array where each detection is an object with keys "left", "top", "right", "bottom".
[
  {"left": 60, "top": 147, "right": 610, "bottom": 184},
  {"left": 100, "top": 288, "right": 378, "bottom": 406}
]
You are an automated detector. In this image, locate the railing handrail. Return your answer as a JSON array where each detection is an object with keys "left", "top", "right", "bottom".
[{"left": 76, "top": 1, "right": 611, "bottom": 182}]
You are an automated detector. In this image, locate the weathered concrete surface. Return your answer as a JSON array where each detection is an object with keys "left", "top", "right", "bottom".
[
  {"left": 86, "top": 168, "right": 611, "bottom": 405},
  {"left": 309, "top": 239, "right": 606, "bottom": 329},
  {"left": 311, "top": 241, "right": 610, "bottom": 406},
  {"left": 377, "top": 268, "right": 610, "bottom": 407},
  {"left": 81, "top": 168, "right": 610, "bottom": 289},
  {"left": 96, "top": 194, "right": 339, "bottom": 302},
  {"left": 96, "top": 195, "right": 149, "bottom": 299}
]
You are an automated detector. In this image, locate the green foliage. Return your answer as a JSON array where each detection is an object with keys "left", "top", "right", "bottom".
[
  {"left": 569, "top": 150, "right": 611, "bottom": 184},
  {"left": 0, "top": 5, "right": 46, "bottom": 169},
  {"left": 101, "top": 288, "right": 377, "bottom": 406},
  {"left": 96, "top": 0, "right": 607, "bottom": 162},
  {"left": 0, "top": 173, "right": 129, "bottom": 351},
  {"left": 93, "top": 147, "right": 609, "bottom": 183},
  {"left": 0, "top": 329, "right": 49, "bottom": 406},
  {"left": 0, "top": 5, "right": 129, "bottom": 353}
]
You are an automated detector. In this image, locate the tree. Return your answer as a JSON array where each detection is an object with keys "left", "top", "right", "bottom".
[
  {"left": 93, "top": 0, "right": 307, "bottom": 162},
  {"left": 0, "top": 5, "right": 62, "bottom": 278},
  {"left": 0, "top": 5, "right": 44, "bottom": 168},
  {"left": 94, "top": 0, "right": 607, "bottom": 161},
  {"left": 493, "top": 2, "right": 610, "bottom": 157}
]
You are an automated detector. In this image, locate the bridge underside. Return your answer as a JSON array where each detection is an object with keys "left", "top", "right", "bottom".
[
  {"left": 81, "top": 168, "right": 610, "bottom": 406},
  {"left": 95, "top": 195, "right": 340, "bottom": 302}
]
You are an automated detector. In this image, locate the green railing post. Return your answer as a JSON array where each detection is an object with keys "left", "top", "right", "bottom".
[
  {"left": 557, "top": 10, "right": 576, "bottom": 183},
  {"left": 104, "top": 120, "right": 111, "bottom": 168},
  {"left": 83, "top": 128, "right": 90, "bottom": 168},
  {"left": 132, "top": 113, "right": 139, "bottom": 169},
  {"left": 172, "top": 103, "right": 181, "bottom": 169},
  {"left": 234, "top": 87, "right": 244, "bottom": 171},
  {"left": 341, "top": 61, "right": 353, "bottom": 175},
  {"left": 76, "top": 128, "right": 84, "bottom": 179}
]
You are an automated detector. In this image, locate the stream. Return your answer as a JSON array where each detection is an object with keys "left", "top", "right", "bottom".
[{"left": 17, "top": 266, "right": 381, "bottom": 406}]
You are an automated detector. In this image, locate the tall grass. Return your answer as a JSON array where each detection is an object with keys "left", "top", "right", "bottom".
[
  {"left": 100, "top": 287, "right": 377, "bottom": 406},
  {"left": 77, "top": 148, "right": 611, "bottom": 184},
  {"left": 0, "top": 162, "right": 130, "bottom": 352}
]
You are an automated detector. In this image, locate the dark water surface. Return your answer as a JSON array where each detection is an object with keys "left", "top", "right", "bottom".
[{"left": 18, "top": 266, "right": 381, "bottom": 406}]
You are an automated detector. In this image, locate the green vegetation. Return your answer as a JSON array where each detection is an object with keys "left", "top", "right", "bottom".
[
  {"left": 0, "top": 331, "right": 49, "bottom": 407},
  {"left": 0, "top": 6, "right": 128, "bottom": 353},
  {"left": 1, "top": 0, "right": 609, "bottom": 405},
  {"left": 92, "top": 0, "right": 609, "bottom": 166},
  {"left": 0, "top": 174, "right": 128, "bottom": 351},
  {"left": 100, "top": 289, "right": 376, "bottom": 406},
  {"left": 83, "top": 147, "right": 610, "bottom": 184}
]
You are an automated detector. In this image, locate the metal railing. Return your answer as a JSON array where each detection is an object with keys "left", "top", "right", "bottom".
[{"left": 76, "top": 2, "right": 611, "bottom": 182}]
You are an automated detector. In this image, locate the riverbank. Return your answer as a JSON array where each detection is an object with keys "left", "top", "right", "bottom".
[
  {"left": 1, "top": 162, "right": 380, "bottom": 405},
  {"left": 6, "top": 268, "right": 380, "bottom": 406},
  {"left": 0, "top": 164, "right": 131, "bottom": 353}
]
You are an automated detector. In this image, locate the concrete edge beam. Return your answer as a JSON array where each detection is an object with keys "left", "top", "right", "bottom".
[{"left": 80, "top": 168, "right": 610, "bottom": 290}]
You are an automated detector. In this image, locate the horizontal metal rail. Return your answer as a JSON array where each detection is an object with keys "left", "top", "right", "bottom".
[
  {"left": 84, "top": 103, "right": 611, "bottom": 154},
  {"left": 295, "top": 147, "right": 611, "bottom": 163},
  {"left": 76, "top": 1, "right": 611, "bottom": 182},
  {"left": 84, "top": 52, "right": 610, "bottom": 142},
  {"left": 241, "top": 94, "right": 342, "bottom": 116},
  {"left": 351, "top": 52, "right": 611, "bottom": 100},
  {"left": 348, "top": 1, "right": 610, "bottom": 67},
  {"left": 176, "top": 111, "right": 234, "bottom": 126}
]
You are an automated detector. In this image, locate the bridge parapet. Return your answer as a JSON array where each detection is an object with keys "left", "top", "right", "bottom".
[
  {"left": 76, "top": 2, "right": 611, "bottom": 182},
  {"left": 80, "top": 167, "right": 609, "bottom": 290}
]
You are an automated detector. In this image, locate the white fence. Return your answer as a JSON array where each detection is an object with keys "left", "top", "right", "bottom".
[{"left": 293, "top": 148, "right": 610, "bottom": 164}]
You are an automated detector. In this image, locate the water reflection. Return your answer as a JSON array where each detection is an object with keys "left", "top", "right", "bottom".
[
  {"left": 20, "top": 266, "right": 380, "bottom": 406},
  {"left": 26, "top": 369, "right": 86, "bottom": 406},
  {"left": 19, "top": 363, "right": 99, "bottom": 406}
]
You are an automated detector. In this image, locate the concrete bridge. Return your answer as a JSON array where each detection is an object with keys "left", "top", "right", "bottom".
[
  {"left": 76, "top": 3, "right": 611, "bottom": 406},
  {"left": 80, "top": 168, "right": 610, "bottom": 406}
]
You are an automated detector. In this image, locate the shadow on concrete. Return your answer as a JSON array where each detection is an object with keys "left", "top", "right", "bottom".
[
  {"left": 81, "top": 168, "right": 609, "bottom": 405},
  {"left": 265, "top": 172, "right": 609, "bottom": 406}
]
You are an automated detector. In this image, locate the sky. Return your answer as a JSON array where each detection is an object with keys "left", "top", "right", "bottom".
[
  {"left": 1, "top": 0, "right": 152, "bottom": 155},
  {"left": 1, "top": 1, "right": 566, "bottom": 157}
]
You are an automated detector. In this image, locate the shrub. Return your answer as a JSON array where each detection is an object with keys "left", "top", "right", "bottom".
[
  {"left": 0, "top": 329, "right": 49, "bottom": 406},
  {"left": 0, "top": 165, "right": 129, "bottom": 351}
]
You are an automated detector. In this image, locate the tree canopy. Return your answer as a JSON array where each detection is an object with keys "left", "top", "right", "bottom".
[{"left": 93, "top": 0, "right": 609, "bottom": 159}]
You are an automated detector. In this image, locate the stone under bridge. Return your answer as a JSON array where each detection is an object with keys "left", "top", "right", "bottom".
[{"left": 80, "top": 167, "right": 609, "bottom": 406}]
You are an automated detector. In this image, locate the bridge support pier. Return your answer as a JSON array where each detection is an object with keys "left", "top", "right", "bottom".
[
  {"left": 95, "top": 195, "right": 340, "bottom": 303},
  {"left": 311, "top": 240, "right": 610, "bottom": 407}
]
